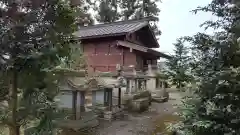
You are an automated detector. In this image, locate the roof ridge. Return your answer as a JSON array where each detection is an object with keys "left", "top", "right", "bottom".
[{"left": 79, "top": 16, "right": 157, "bottom": 30}]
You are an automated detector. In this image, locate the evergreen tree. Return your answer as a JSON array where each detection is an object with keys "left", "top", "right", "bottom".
[
  {"left": 89, "top": 0, "right": 161, "bottom": 35},
  {"left": 59, "top": 43, "right": 86, "bottom": 70},
  {"left": 96, "top": 0, "right": 119, "bottom": 23},
  {"left": 165, "top": 38, "right": 191, "bottom": 88},
  {"left": 0, "top": 0, "right": 79, "bottom": 135},
  {"left": 172, "top": 0, "right": 240, "bottom": 135},
  {"left": 120, "top": 0, "right": 160, "bottom": 20},
  {"left": 120, "top": 0, "right": 161, "bottom": 35},
  {"left": 71, "top": 0, "right": 95, "bottom": 26},
  {"left": 86, "top": 0, "right": 119, "bottom": 23}
]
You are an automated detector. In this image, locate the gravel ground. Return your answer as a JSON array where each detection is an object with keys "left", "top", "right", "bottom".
[{"left": 96, "top": 90, "right": 183, "bottom": 135}]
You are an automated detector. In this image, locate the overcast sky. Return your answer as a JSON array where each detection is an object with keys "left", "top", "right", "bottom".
[{"left": 157, "top": 0, "right": 215, "bottom": 55}]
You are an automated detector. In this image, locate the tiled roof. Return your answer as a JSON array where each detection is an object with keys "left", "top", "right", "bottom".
[{"left": 74, "top": 20, "right": 149, "bottom": 39}]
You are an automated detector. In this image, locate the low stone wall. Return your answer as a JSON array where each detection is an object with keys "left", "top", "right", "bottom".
[{"left": 124, "top": 91, "right": 152, "bottom": 112}]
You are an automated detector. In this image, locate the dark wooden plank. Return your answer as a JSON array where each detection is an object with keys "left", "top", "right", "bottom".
[
  {"left": 104, "top": 89, "right": 108, "bottom": 106},
  {"left": 80, "top": 91, "right": 86, "bottom": 113},
  {"left": 72, "top": 91, "right": 77, "bottom": 120},
  {"left": 108, "top": 89, "right": 113, "bottom": 111},
  {"left": 118, "top": 88, "right": 121, "bottom": 108}
]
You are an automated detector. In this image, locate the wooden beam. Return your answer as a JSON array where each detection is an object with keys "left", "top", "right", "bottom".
[{"left": 117, "top": 41, "right": 148, "bottom": 52}]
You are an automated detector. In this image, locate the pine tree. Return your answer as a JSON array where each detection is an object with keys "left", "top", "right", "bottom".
[
  {"left": 119, "top": 0, "right": 160, "bottom": 20},
  {"left": 120, "top": 0, "right": 161, "bottom": 35},
  {"left": 89, "top": 0, "right": 161, "bottom": 35},
  {"left": 0, "top": 0, "right": 78, "bottom": 135},
  {"left": 96, "top": 0, "right": 119, "bottom": 23},
  {"left": 165, "top": 38, "right": 191, "bottom": 88},
  {"left": 71, "top": 0, "right": 95, "bottom": 26},
  {"left": 87, "top": 0, "right": 119, "bottom": 23},
  {"left": 172, "top": 0, "right": 240, "bottom": 135}
]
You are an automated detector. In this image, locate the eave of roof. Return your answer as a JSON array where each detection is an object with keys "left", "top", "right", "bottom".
[
  {"left": 77, "top": 33, "right": 127, "bottom": 40},
  {"left": 147, "top": 49, "right": 172, "bottom": 59},
  {"left": 116, "top": 41, "right": 170, "bottom": 59},
  {"left": 117, "top": 40, "right": 148, "bottom": 52},
  {"left": 146, "top": 24, "right": 160, "bottom": 48}
]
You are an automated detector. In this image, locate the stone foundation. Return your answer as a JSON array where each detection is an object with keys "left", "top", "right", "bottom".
[
  {"left": 131, "top": 98, "right": 150, "bottom": 112},
  {"left": 104, "top": 111, "right": 113, "bottom": 121}
]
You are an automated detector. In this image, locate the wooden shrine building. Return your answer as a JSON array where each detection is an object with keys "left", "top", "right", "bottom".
[{"left": 74, "top": 17, "right": 171, "bottom": 91}]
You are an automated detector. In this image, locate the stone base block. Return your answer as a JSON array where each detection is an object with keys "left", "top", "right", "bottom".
[
  {"left": 104, "top": 111, "right": 113, "bottom": 121},
  {"left": 131, "top": 98, "right": 150, "bottom": 112}
]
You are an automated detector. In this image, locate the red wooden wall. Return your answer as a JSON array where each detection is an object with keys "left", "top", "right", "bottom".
[{"left": 83, "top": 40, "right": 137, "bottom": 72}]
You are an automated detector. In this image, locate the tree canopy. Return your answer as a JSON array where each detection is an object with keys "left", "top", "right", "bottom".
[
  {"left": 165, "top": 38, "right": 192, "bottom": 88},
  {"left": 86, "top": 0, "right": 161, "bottom": 35},
  {"left": 173, "top": 0, "right": 240, "bottom": 134},
  {"left": 0, "top": 0, "right": 79, "bottom": 135}
]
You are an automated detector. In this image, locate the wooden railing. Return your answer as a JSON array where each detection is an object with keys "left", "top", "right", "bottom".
[
  {"left": 143, "top": 64, "right": 158, "bottom": 72},
  {"left": 120, "top": 64, "right": 159, "bottom": 73}
]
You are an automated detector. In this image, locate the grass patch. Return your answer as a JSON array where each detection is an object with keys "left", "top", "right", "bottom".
[{"left": 152, "top": 114, "right": 180, "bottom": 135}]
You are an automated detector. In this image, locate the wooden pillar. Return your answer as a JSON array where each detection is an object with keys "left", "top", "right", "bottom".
[
  {"left": 118, "top": 87, "right": 121, "bottom": 108},
  {"left": 72, "top": 91, "right": 77, "bottom": 120},
  {"left": 108, "top": 88, "right": 113, "bottom": 111},
  {"left": 80, "top": 91, "right": 85, "bottom": 112}
]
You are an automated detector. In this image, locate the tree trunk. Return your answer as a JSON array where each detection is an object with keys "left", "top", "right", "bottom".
[
  {"left": 9, "top": 125, "right": 20, "bottom": 135},
  {"left": 8, "top": 70, "right": 20, "bottom": 135}
]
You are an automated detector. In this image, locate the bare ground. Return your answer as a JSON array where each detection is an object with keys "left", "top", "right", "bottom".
[{"left": 96, "top": 90, "right": 183, "bottom": 135}]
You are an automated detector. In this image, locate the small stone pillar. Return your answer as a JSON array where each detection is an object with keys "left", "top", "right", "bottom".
[
  {"left": 148, "top": 64, "right": 152, "bottom": 74},
  {"left": 162, "top": 81, "right": 165, "bottom": 89},
  {"left": 131, "top": 80, "right": 135, "bottom": 94},
  {"left": 135, "top": 79, "right": 138, "bottom": 92},
  {"left": 104, "top": 88, "right": 113, "bottom": 121}
]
